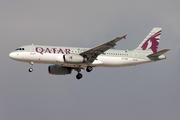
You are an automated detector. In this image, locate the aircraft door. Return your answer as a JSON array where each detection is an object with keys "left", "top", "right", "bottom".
[
  {"left": 30, "top": 44, "right": 35, "bottom": 53},
  {"left": 133, "top": 52, "right": 138, "bottom": 61},
  {"left": 29, "top": 44, "right": 41, "bottom": 61}
]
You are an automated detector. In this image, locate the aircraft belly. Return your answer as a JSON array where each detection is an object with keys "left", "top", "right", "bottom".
[
  {"left": 40, "top": 54, "right": 57, "bottom": 62},
  {"left": 15, "top": 52, "right": 153, "bottom": 68}
]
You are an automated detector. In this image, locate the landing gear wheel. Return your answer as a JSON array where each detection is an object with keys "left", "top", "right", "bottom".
[
  {"left": 29, "top": 68, "right": 33, "bottom": 72},
  {"left": 86, "top": 66, "right": 93, "bottom": 72},
  {"left": 76, "top": 73, "right": 83, "bottom": 79},
  {"left": 29, "top": 62, "right": 34, "bottom": 72}
]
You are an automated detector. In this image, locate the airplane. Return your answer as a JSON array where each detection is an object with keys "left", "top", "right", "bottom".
[{"left": 9, "top": 27, "right": 170, "bottom": 79}]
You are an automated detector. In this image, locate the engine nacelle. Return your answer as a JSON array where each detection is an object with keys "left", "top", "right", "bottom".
[
  {"left": 63, "top": 54, "right": 87, "bottom": 63},
  {"left": 56, "top": 55, "right": 64, "bottom": 62},
  {"left": 48, "top": 65, "right": 72, "bottom": 75}
]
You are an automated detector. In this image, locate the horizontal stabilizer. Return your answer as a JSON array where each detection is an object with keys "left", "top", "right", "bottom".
[{"left": 147, "top": 49, "right": 170, "bottom": 57}]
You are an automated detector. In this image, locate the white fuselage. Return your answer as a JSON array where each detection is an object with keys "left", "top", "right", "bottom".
[
  {"left": 9, "top": 45, "right": 164, "bottom": 68},
  {"left": 8, "top": 28, "right": 169, "bottom": 79}
]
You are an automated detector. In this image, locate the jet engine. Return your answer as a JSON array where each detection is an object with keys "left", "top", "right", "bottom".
[
  {"left": 48, "top": 65, "right": 72, "bottom": 75},
  {"left": 63, "top": 54, "right": 87, "bottom": 63}
]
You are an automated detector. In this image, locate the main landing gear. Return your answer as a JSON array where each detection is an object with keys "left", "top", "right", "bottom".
[
  {"left": 76, "top": 73, "right": 83, "bottom": 79},
  {"left": 74, "top": 68, "right": 83, "bottom": 80},
  {"left": 86, "top": 66, "right": 93, "bottom": 72},
  {"left": 75, "top": 66, "right": 93, "bottom": 80},
  {"left": 28, "top": 62, "right": 33, "bottom": 72}
]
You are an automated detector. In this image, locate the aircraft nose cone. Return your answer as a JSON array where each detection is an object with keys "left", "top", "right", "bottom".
[{"left": 9, "top": 52, "right": 16, "bottom": 59}]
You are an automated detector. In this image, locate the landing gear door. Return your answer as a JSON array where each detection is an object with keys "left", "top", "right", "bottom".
[{"left": 133, "top": 52, "right": 138, "bottom": 61}]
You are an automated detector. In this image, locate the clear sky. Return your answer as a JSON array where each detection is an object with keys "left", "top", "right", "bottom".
[{"left": 1, "top": 0, "right": 180, "bottom": 120}]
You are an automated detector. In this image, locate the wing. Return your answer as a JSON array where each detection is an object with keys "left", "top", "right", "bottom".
[{"left": 80, "top": 35, "right": 126, "bottom": 63}]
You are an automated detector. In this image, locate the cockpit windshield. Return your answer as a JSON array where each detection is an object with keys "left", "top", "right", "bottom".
[{"left": 15, "top": 48, "right": 25, "bottom": 51}]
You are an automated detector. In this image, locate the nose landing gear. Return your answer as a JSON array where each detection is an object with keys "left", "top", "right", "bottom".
[
  {"left": 28, "top": 62, "right": 33, "bottom": 72},
  {"left": 29, "top": 68, "right": 33, "bottom": 72}
]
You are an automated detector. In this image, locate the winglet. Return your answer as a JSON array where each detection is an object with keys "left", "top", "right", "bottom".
[{"left": 122, "top": 35, "right": 127, "bottom": 39}]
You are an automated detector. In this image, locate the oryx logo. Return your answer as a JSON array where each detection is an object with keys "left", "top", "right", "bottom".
[
  {"left": 69, "top": 56, "right": 73, "bottom": 59},
  {"left": 141, "top": 30, "right": 162, "bottom": 53}
]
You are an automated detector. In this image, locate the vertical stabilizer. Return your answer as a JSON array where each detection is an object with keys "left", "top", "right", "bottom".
[{"left": 135, "top": 27, "right": 162, "bottom": 53}]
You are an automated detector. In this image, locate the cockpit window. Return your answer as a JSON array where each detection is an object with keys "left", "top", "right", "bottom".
[{"left": 15, "top": 48, "right": 25, "bottom": 51}]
